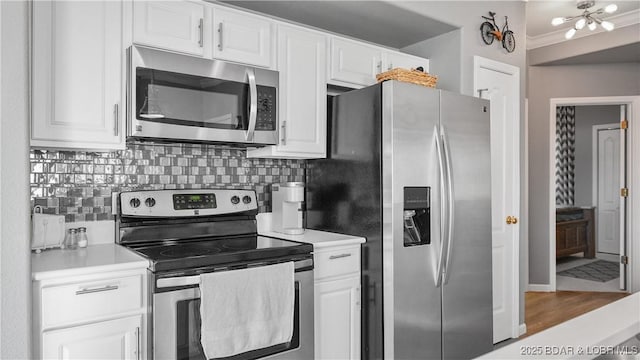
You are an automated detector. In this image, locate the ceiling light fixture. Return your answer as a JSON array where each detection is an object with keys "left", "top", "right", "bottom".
[{"left": 551, "top": 0, "right": 617, "bottom": 39}]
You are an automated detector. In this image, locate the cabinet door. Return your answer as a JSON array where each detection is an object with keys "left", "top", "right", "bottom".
[
  {"left": 212, "top": 7, "right": 272, "bottom": 68},
  {"left": 315, "top": 277, "right": 361, "bottom": 360},
  {"left": 248, "top": 25, "right": 326, "bottom": 159},
  {"left": 31, "top": 0, "right": 124, "bottom": 150},
  {"left": 133, "top": 1, "right": 209, "bottom": 57},
  {"left": 329, "top": 37, "right": 383, "bottom": 87},
  {"left": 383, "top": 51, "right": 430, "bottom": 73},
  {"left": 42, "top": 316, "right": 142, "bottom": 360}
]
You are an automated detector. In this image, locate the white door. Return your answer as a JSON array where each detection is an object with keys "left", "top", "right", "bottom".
[
  {"left": 474, "top": 56, "right": 520, "bottom": 343},
  {"left": 212, "top": 7, "right": 272, "bottom": 68},
  {"left": 315, "top": 276, "right": 361, "bottom": 360},
  {"left": 133, "top": 1, "right": 209, "bottom": 57},
  {"left": 596, "top": 128, "right": 620, "bottom": 255},
  {"left": 42, "top": 316, "right": 141, "bottom": 359},
  {"left": 619, "top": 105, "right": 628, "bottom": 290}
]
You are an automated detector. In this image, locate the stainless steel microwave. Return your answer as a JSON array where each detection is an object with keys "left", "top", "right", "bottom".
[{"left": 127, "top": 46, "right": 278, "bottom": 145}]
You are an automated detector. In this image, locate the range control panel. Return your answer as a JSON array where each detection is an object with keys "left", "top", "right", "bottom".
[{"left": 119, "top": 189, "right": 257, "bottom": 217}]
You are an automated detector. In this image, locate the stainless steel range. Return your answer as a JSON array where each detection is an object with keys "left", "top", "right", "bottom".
[{"left": 116, "top": 189, "right": 314, "bottom": 360}]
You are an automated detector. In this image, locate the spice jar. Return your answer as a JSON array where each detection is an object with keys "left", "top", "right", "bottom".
[
  {"left": 77, "top": 227, "right": 88, "bottom": 248},
  {"left": 65, "top": 228, "right": 78, "bottom": 250}
]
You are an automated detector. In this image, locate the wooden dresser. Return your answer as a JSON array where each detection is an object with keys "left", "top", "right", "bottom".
[{"left": 556, "top": 207, "right": 595, "bottom": 258}]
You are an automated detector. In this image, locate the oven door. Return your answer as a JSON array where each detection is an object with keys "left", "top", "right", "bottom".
[
  {"left": 153, "top": 265, "right": 313, "bottom": 360},
  {"left": 128, "top": 46, "right": 278, "bottom": 146}
]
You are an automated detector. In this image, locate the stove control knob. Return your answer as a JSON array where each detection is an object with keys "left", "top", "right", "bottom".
[
  {"left": 129, "top": 198, "right": 141, "bottom": 208},
  {"left": 145, "top": 197, "right": 156, "bottom": 207},
  {"left": 231, "top": 195, "right": 240, "bottom": 205},
  {"left": 242, "top": 195, "right": 252, "bottom": 204}
]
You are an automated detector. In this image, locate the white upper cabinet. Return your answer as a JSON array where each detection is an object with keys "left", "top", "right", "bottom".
[
  {"left": 382, "top": 51, "right": 430, "bottom": 73},
  {"left": 212, "top": 7, "right": 273, "bottom": 68},
  {"left": 31, "top": 0, "right": 125, "bottom": 150},
  {"left": 133, "top": 1, "right": 210, "bottom": 57},
  {"left": 329, "top": 37, "right": 384, "bottom": 88},
  {"left": 247, "top": 24, "right": 326, "bottom": 159}
]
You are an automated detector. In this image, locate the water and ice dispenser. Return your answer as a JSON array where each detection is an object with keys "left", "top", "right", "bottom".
[{"left": 403, "top": 187, "right": 431, "bottom": 246}]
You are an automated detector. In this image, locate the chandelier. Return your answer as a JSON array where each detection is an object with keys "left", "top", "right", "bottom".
[{"left": 551, "top": 0, "right": 618, "bottom": 39}]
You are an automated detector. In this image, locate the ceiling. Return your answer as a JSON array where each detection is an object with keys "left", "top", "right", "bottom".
[
  {"left": 222, "top": 1, "right": 457, "bottom": 49},
  {"left": 222, "top": 0, "right": 640, "bottom": 64}
]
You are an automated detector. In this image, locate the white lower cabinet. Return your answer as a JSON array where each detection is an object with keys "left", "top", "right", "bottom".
[
  {"left": 315, "top": 276, "right": 361, "bottom": 360},
  {"left": 33, "top": 269, "right": 147, "bottom": 360},
  {"left": 313, "top": 245, "right": 362, "bottom": 360},
  {"left": 42, "top": 316, "right": 142, "bottom": 360}
]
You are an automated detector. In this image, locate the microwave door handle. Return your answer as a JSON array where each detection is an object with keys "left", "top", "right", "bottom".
[{"left": 246, "top": 68, "right": 257, "bottom": 141}]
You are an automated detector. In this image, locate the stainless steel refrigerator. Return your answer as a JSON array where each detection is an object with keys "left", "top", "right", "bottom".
[{"left": 306, "top": 80, "right": 493, "bottom": 359}]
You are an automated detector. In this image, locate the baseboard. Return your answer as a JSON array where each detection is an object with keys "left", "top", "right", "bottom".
[
  {"left": 528, "top": 283, "right": 554, "bottom": 292},
  {"left": 519, "top": 323, "right": 527, "bottom": 336}
]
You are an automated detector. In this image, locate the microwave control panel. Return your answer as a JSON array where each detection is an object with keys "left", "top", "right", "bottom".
[{"left": 256, "top": 86, "right": 276, "bottom": 131}]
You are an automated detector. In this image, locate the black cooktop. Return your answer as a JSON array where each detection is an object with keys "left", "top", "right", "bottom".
[{"left": 129, "top": 235, "right": 313, "bottom": 272}]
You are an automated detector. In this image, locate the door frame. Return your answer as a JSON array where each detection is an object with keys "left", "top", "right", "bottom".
[
  {"left": 592, "top": 123, "right": 621, "bottom": 254},
  {"left": 548, "top": 96, "right": 640, "bottom": 292},
  {"left": 473, "top": 55, "right": 521, "bottom": 340}
]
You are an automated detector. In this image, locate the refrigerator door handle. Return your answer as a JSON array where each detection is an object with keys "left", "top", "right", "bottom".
[
  {"left": 434, "top": 126, "right": 448, "bottom": 288},
  {"left": 441, "top": 126, "right": 455, "bottom": 285}
]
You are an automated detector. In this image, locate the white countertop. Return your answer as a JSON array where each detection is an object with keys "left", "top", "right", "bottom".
[
  {"left": 257, "top": 212, "right": 365, "bottom": 248},
  {"left": 477, "top": 292, "right": 640, "bottom": 359},
  {"left": 32, "top": 244, "right": 149, "bottom": 281},
  {"left": 260, "top": 229, "right": 366, "bottom": 248}
]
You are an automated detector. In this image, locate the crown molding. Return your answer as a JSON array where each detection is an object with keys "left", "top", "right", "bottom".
[{"left": 527, "top": 9, "right": 640, "bottom": 50}]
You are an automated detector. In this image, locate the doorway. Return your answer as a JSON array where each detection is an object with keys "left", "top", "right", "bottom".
[
  {"left": 548, "top": 97, "right": 636, "bottom": 294},
  {"left": 554, "top": 105, "right": 625, "bottom": 293}
]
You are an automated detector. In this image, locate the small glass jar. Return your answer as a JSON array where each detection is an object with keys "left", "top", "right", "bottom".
[
  {"left": 65, "top": 228, "right": 78, "bottom": 250},
  {"left": 77, "top": 227, "right": 88, "bottom": 248}
]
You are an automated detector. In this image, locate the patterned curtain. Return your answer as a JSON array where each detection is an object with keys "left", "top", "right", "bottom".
[{"left": 555, "top": 106, "right": 576, "bottom": 206}]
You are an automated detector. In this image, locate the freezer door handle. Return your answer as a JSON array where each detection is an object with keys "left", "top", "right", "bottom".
[
  {"left": 441, "top": 126, "right": 455, "bottom": 285},
  {"left": 434, "top": 127, "right": 448, "bottom": 288}
]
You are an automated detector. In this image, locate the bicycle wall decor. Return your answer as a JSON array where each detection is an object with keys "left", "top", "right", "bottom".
[{"left": 480, "top": 11, "right": 516, "bottom": 53}]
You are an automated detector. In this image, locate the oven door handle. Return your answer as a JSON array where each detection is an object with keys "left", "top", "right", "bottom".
[
  {"left": 157, "top": 275, "right": 201, "bottom": 289},
  {"left": 156, "top": 259, "right": 313, "bottom": 289},
  {"left": 246, "top": 68, "right": 258, "bottom": 142}
]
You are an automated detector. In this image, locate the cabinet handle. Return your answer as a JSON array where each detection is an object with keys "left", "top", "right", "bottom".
[
  {"left": 75, "top": 284, "right": 119, "bottom": 295},
  {"left": 113, "top": 103, "right": 119, "bottom": 136},
  {"left": 329, "top": 253, "right": 352, "bottom": 260},
  {"left": 217, "top": 23, "right": 223, "bottom": 50},
  {"left": 198, "top": 18, "right": 204, "bottom": 48},
  {"left": 135, "top": 326, "right": 141, "bottom": 360},
  {"left": 388, "top": 62, "right": 393, "bottom": 71},
  {"left": 280, "top": 121, "right": 287, "bottom": 145}
]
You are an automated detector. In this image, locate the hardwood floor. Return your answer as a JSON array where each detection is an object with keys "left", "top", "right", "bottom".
[{"left": 522, "top": 291, "right": 629, "bottom": 338}]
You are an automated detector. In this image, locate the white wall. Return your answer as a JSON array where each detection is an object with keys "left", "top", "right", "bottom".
[
  {"left": 1, "top": 1, "right": 31, "bottom": 358},
  {"left": 573, "top": 105, "right": 620, "bottom": 207},
  {"left": 528, "top": 63, "right": 640, "bottom": 285},
  {"left": 402, "top": 29, "right": 462, "bottom": 93}
]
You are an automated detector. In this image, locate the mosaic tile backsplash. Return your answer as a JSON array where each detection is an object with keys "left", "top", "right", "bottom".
[{"left": 30, "top": 142, "right": 306, "bottom": 222}]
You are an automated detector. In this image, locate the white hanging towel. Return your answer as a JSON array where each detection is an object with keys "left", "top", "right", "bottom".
[{"left": 199, "top": 261, "right": 295, "bottom": 359}]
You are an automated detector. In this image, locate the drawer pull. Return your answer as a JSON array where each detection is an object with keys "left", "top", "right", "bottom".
[
  {"left": 329, "top": 253, "right": 352, "bottom": 260},
  {"left": 75, "top": 285, "right": 119, "bottom": 295}
]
